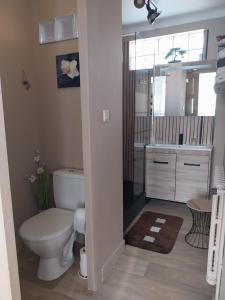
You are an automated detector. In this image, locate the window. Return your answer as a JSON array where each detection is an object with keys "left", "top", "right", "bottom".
[
  {"left": 129, "top": 29, "right": 206, "bottom": 70},
  {"left": 198, "top": 72, "right": 216, "bottom": 116}
]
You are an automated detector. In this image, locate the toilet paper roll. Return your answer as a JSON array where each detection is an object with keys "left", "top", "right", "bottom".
[
  {"left": 80, "top": 247, "right": 87, "bottom": 278},
  {"left": 74, "top": 208, "right": 86, "bottom": 234}
]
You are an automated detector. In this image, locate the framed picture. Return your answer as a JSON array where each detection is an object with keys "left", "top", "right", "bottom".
[{"left": 56, "top": 53, "right": 80, "bottom": 88}]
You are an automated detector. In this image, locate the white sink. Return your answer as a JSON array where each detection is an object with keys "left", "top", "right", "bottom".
[
  {"left": 178, "top": 144, "right": 212, "bottom": 151},
  {"left": 147, "top": 144, "right": 212, "bottom": 151}
]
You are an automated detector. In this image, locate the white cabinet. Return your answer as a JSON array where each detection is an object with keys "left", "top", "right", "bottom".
[
  {"left": 145, "top": 146, "right": 211, "bottom": 203},
  {"left": 175, "top": 154, "right": 210, "bottom": 203}
]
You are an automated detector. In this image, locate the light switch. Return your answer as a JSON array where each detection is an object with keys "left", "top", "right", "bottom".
[{"left": 102, "top": 109, "right": 110, "bottom": 122}]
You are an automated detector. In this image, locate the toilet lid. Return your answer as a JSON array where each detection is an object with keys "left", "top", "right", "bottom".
[{"left": 19, "top": 208, "right": 74, "bottom": 242}]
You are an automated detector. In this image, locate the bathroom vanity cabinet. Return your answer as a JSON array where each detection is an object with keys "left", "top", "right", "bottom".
[
  {"left": 146, "top": 152, "right": 176, "bottom": 201},
  {"left": 146, "top": 145, "right": 212, "bottom": 203}
]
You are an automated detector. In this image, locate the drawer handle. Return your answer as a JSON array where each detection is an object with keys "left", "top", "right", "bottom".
[
  {"left": 184, "top": 163, "right": 200, "bottom": 167},
  {"left": 153, "top": 161, "right": 169, "bottom": 164}
]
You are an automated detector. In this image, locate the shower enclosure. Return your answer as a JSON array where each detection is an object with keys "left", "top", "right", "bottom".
[
  {"left": 123, "top": 33, "right": 153, "bottom": 229},
  {"left": 122, "top": 29, "right": 217, "bottom": 230}
]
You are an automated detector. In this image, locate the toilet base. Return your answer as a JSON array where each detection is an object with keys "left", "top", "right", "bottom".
[{"left": 37, "top": 254, "right": 75, "bottom": 281}]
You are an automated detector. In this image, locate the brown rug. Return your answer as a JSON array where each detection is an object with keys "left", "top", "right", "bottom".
[{"left": 125, "top": 211, "right": 183, "bottom": 254}]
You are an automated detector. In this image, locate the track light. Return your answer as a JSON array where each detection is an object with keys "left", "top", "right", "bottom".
[
  {"left": 146, "top": 1, "right": 161, "bottom": 24},
  {"left": 134, "top": 0, "right": 161, "bottom": 24}
]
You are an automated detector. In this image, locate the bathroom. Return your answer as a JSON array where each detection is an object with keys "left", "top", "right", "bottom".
[
  {"left": 0, "top": 1, "right": 225, "bottom": 300},
  {"left": 0, "top": 0, "right": 124, "bottom": 298},
  {"left": 123, "top": 34, "right": 217, "bottom": 227},
  {"left": 0, "top": 0, "right": 87, "bottom": 295},
  {"left": 121, "top": 1, "right": 225, "bottom": 299}
]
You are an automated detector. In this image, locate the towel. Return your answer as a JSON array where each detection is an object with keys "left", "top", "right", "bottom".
[
  {"left": 215, "top": 66, "right": 225, "bottom": 84},
  {"left": 215, "top": 82, "right": 225, "bottom": 95},
  {"left": 217, "top": 58, "right": 225, "bottom": 68},
  {"left": 218, "top": 48, "right": 225, "bottom": 60},
  {"left": 214, "top": 35, "right": 225, "bottom": 94},
  {"left": 218, "top": 38, "right": 225, "bottom": 46}
]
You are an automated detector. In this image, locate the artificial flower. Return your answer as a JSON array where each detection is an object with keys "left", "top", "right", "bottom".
[
  {"left": 28, "top": 152, "right": 52, "bottom": 210},
  {"left": 34, "top": 154, "right": 40, "bottom": 163},
  {"left": 28, "top": 174, "right": 37, "bottom": 183},
  {"left": 37, "top": 167, "right": 44, "bottom": 174}
]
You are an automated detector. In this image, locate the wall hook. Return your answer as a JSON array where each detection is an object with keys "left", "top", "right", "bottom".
[{"left": 22, "top": 70, "right": 31, "bottom": 90}]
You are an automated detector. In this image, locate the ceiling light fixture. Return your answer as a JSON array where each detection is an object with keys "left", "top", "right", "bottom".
[
  {"left": 146, "top": 1, "right": 161, "bottom": 24},
  {"left": 134, "top": 0, "right": 161, "bottom": 24}
]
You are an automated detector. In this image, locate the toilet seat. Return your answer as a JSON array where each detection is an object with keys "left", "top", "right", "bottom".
[{"left": 19, "top": 208, "right": 74, "bottom": 242}]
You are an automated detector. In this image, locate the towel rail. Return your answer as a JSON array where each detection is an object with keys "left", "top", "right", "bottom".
[{"left": 207, "top": 166, "right": 225, "bottom": 300}]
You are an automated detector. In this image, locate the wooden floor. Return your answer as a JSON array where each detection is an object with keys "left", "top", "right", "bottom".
[{"left": 19, "top": 199, "right": 215, "bottom": 300}]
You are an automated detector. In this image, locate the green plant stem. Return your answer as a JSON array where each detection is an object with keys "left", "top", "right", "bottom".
[{"left": 32, "top": 172, "right": 52, "bottom": 210}]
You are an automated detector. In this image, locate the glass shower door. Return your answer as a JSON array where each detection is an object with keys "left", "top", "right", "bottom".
[{"left": 123, "top": 33, "right": 149, "bottom": 230}]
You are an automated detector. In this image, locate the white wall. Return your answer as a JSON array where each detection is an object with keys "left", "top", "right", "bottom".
[
  {"left": 0, "top": 0, "right": 41, "bottom": 231},
  {"left": 78, "top": 0, "right": 124, "bottom": 290},
  {"left": 123, "top": 7, "right": 225, "bottom": 30},
  {"left": 0, "top": 80, "right": 21, "bottom": 300},
  {"left": 0, "top": 0, "right": 83, "bottom": 233},
  {"left": 31, "top": 0, "right": 83, "bottom": 172}
]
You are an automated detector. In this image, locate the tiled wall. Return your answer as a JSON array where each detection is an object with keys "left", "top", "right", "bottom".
[{"left": 135, "top": 116, "right": 215, "bottom": 145}]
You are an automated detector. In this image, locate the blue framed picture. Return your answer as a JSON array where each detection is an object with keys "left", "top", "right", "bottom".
[{"left": 56, "top": 52, "right": 80, "bottom": 88}]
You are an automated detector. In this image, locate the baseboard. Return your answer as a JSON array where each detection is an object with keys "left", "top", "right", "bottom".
[{"left": 101, "top": 239, "right": 125, "bottom": 282}]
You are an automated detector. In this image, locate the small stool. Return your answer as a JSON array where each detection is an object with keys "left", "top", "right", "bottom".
[{"left": 185, "top": 198, "right": 212, "bottom": 249}]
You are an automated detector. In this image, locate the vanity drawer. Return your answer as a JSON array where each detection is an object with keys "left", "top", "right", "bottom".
[
  {"left": 146, "top": 152, "right": 176, "bottom": 201},
  {"left": 175, "top": 154, "right": 210, "bottom": 203}
]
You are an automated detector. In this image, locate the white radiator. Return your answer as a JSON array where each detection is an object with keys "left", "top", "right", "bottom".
[{"left": 207, "top": 166, "right": 225, "bottom": 300}]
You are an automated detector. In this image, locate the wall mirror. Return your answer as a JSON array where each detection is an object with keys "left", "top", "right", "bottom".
[
  {"left": 135, "top": 60, "right": 217, "bottom": 117},
  {"left": 154, "top": 60, "right": 217, "bottom": 117}
]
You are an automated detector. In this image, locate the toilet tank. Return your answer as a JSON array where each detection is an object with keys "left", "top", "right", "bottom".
[{"left": 53, "top": 169, "right": 85, "bottom": 210}]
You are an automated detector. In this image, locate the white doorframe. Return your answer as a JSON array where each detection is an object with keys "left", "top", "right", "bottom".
[
  {"left": 77, "top": 1, "right": 97, "bottom": 290},
  {"left": 0, "top": 79, "right": 21, "bottom": 300}
]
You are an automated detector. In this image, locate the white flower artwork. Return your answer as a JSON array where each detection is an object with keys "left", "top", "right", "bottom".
[
  {"left": 61, "top": 59, "right": 80, "bottom": 79},
  {"left": 56, "top": 53, "right": 80, "bottom": 88}
]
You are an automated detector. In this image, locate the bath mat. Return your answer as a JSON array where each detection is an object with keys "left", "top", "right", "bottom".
[{"left": 125, "top": 211, "right": 183, "bottom": 254}]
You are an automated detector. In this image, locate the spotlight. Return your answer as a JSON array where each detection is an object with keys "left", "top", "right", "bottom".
[
  {"left": 134, "top": 0, "right": 161, "bottom": 24},
  {"left": 146, "top": 0, "right": 161, "bottom": 24},
  {"left": 134, "top": 0, "right": 145, "bottom": 9}
]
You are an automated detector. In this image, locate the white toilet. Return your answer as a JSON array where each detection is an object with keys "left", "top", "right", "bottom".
[{"left": 19, "top": 169, "right": 85, "bottom": 281}]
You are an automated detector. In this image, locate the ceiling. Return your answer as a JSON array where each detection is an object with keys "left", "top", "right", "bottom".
[{"left": 122, "top": 0, "right": 225, "bottom": 25}]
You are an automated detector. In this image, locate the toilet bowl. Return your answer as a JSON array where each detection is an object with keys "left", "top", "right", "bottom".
[
  {"left": 19, "top": 168, "right": 85, "bottom": 281},
  {"left": 19, "top": 208, "right": 75, "bottom": 281}
]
